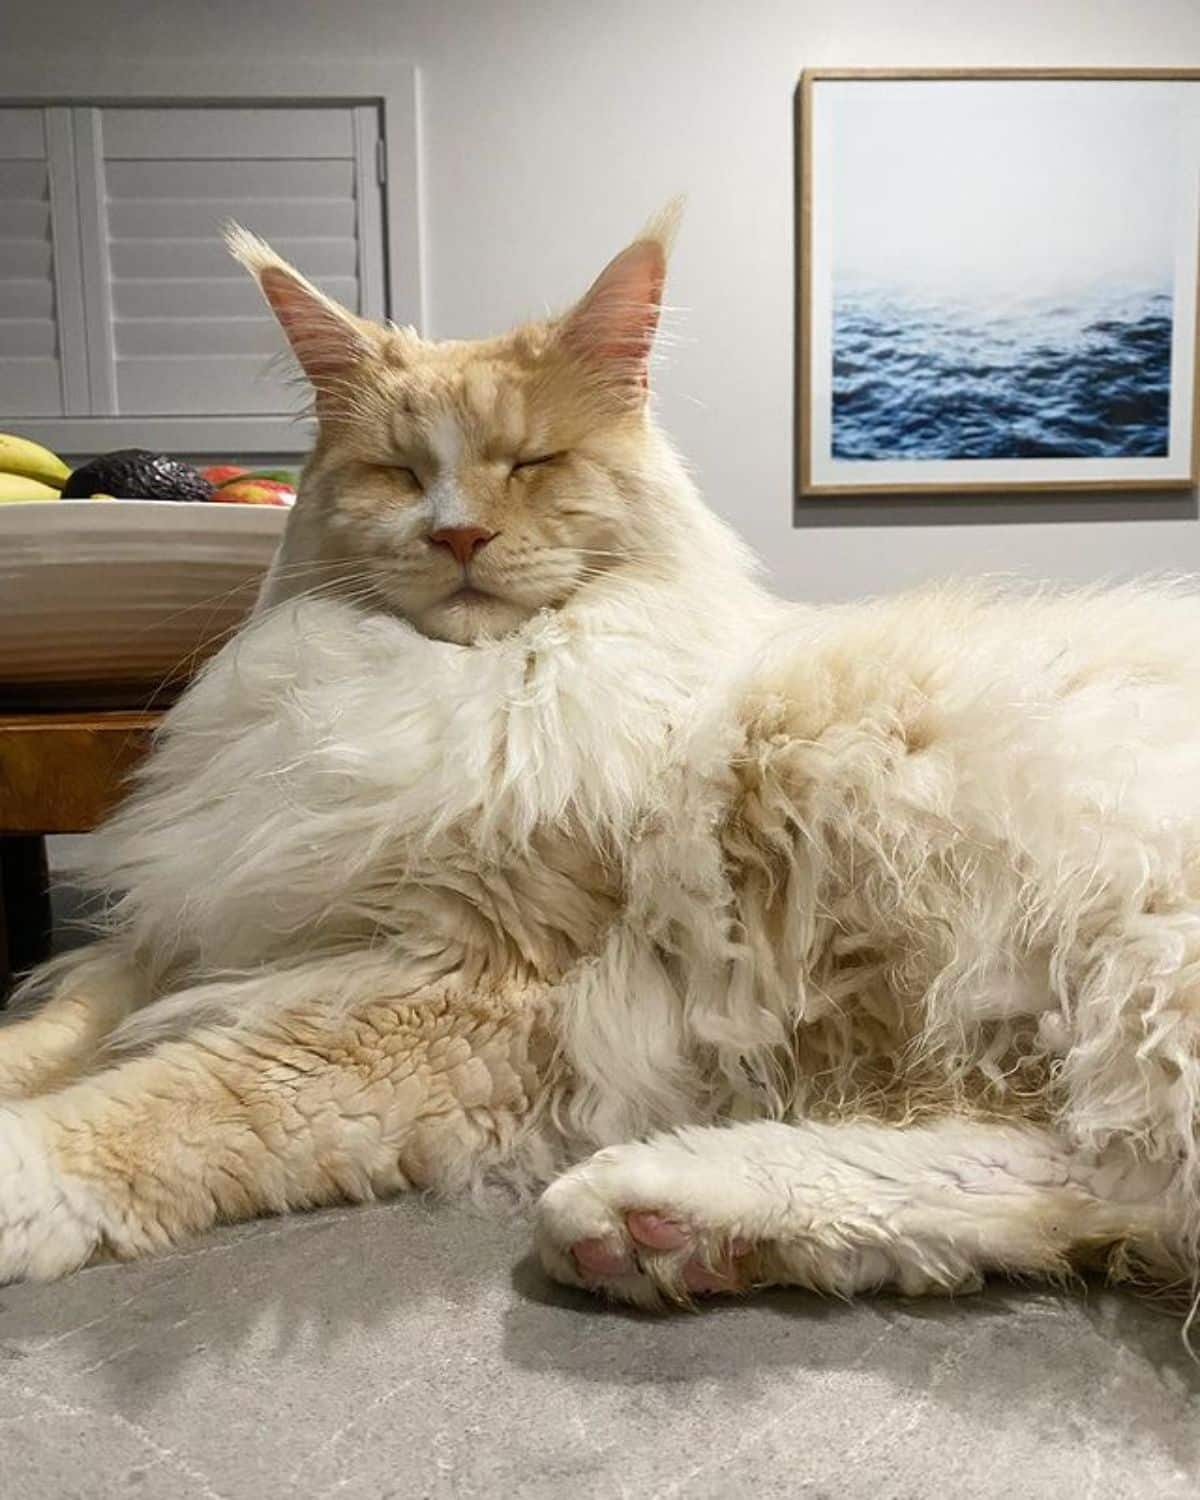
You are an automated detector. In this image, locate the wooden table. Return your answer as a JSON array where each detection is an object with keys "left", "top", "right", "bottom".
[{"left": 0, "top": 710, "right": 160, "bottom": 999}]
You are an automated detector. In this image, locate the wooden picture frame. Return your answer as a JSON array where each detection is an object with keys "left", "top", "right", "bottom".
[{"left": 798, "top": 69, "right": 1200, "bottom": 497}]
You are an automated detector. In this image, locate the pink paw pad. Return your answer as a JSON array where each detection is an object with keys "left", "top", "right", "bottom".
[
  {"left": 570, "top": 1211, "right": 752, "bottom": 1296},
  {"left": 572, "top": 1237, "right": 633, "bottom": 1278},
  {"left": 626, "top": 1211, "right": 691, "bottom": 1251}
]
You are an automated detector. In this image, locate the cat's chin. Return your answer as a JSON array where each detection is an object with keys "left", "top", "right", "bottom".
[{"left": 413, "top": 589, "right": 537, "bottom": 646}]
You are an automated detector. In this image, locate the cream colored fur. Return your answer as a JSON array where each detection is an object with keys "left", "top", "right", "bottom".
[{"left": 1, "top": 217, "right": 1197, "bottom": 1315}]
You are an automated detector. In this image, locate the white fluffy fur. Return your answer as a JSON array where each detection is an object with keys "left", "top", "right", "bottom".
[
  {"left": 0, "top": 1107, "right": 104, "bottom": 1281},
  {"left": 6, "top": 251, "right": 1200, "bottom": 1308},
  {"left": 25, "top": 477, "right": 1200, "bottom": 1285},
  {"left": 536, "top": 1117, "right": 1172, "bottom": 1307}
]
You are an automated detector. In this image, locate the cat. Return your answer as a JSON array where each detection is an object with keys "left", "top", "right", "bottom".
[{"left": 1, "top": 206, "right": 1197, "bottom": 1315}]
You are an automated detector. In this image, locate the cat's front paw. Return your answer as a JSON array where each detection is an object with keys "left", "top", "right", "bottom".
[
  {"left": 0, "top": 1108, "right": 102, "bottom": 1283},
  {"left": 535, "top": 1137, "right": 759, "bottom": 1309}
]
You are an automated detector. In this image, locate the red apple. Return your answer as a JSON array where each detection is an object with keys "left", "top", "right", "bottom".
[
  {"left": 201, "top": 464, "right": 249, "bottom": 487},
  {"left": 213, "top": 477, "right": 296, "bottom": 507}
]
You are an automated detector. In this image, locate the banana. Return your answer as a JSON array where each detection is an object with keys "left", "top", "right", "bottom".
[
  {"left": 0, "top": 433, "right": 69, "bottom": 489},
  {"left": 0, "top": 473, "right": 60, "bottom": 502}
]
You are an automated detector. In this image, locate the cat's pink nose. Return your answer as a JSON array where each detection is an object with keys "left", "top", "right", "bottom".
[{"left": 428, "top": 526, "right": 497, "bottom": 568}]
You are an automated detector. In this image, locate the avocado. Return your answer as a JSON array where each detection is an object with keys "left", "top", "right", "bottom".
[{"left": 61, "top": 449, "right": 214, "bottom": 503}]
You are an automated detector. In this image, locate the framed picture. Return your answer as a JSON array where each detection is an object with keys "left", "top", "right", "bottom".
[{"left": 799, "top": 70, "right": 1200, "bottom": 496}]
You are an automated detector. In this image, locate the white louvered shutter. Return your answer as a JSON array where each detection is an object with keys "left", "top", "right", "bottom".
[
  {"left": 0, "top": 99, "right": 388, "bottom": 453},
  {"left": 0, "top": 107, "right": 87, "bottom": 418},
  {"left": 95, "top": 104, "right": 385, "bottom": 425}
]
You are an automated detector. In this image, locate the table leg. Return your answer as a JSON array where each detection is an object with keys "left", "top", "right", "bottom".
[{"left": 0, "top": 834, "right": 51, "bottom": 1005}]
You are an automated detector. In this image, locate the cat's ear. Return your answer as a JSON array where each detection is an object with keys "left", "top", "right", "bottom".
[
  {"left": 558, "top": 199, "right": 682, "bottom": 393},
  {"left": 225, "top": 223, "right": 377, "bottom": 388}
]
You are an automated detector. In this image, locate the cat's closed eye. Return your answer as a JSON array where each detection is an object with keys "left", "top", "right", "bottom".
[
  {"left": 375, "top": 463, "right": 422, "bottom": 487},
  {"left": 511, "top": 453, "right": 563, "bottom": 475}
]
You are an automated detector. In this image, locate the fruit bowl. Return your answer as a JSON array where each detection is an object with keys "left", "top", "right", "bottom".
[{"left": 0, "top": 501, "right": 287, "bottom": 709}]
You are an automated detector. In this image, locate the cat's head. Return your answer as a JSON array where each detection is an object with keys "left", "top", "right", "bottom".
[{"left": 229, "top": 208, "right": 682, "bottom": 645}]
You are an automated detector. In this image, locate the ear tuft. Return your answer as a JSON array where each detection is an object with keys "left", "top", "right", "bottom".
[
  {"left": 224, "top": 220, "right": 375, "bottom": 388},
  {"left": 223, "top": 221, "right": 285, "bottom": 281},
  {"left": 558, "top": 198, "right": 684, "bottom": 394},
  {"left": 640, "top": 196, "right": 685, "bottom": 259}
]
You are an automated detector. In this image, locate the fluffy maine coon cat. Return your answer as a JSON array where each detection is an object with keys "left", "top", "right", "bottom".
[{"left": 3, "top": 208, "right": 1199, "bottom": 1314}]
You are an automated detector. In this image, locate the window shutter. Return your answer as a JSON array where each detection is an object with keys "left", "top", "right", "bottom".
[
  {"left": 0, "top": 86, "right": 401, "bottom": 456},
  {"left": 0, "top": 107, "right": 87, "bottom": 418},
  {"left": 95, "top": 103, "right": 386, "bottom": 428}
]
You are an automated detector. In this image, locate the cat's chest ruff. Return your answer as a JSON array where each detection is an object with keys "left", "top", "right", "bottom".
[{"left": 235, "top": 597, "right": 689, "bottom": 857}]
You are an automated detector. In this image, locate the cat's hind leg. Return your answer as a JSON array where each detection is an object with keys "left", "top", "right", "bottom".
[
  {"left": 0, "top": 945, "right": 143, "bottom": 1099},
  {"left": 0, "top": 976, "right": 547, "bottom": 1282},
  {"left": 536, "top": 1117, "right": 1175, "bottom": 1309}
]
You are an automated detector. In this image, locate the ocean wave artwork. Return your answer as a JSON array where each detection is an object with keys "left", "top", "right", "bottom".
[{"left": 831, "top": 286, "right": 1173, "bottom": 462}]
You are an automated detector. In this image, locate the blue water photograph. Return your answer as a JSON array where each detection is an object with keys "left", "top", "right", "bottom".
[
  {"left": 832, "top": 286, "right": 1173, "bottom": 460},
  {"left": 820, "top": 79, "right": 1188, "bottom": 476}
]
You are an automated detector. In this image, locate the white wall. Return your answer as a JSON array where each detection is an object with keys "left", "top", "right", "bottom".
[{"left": 8, "top": 0, "right": 1200, "bottom": 601}]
